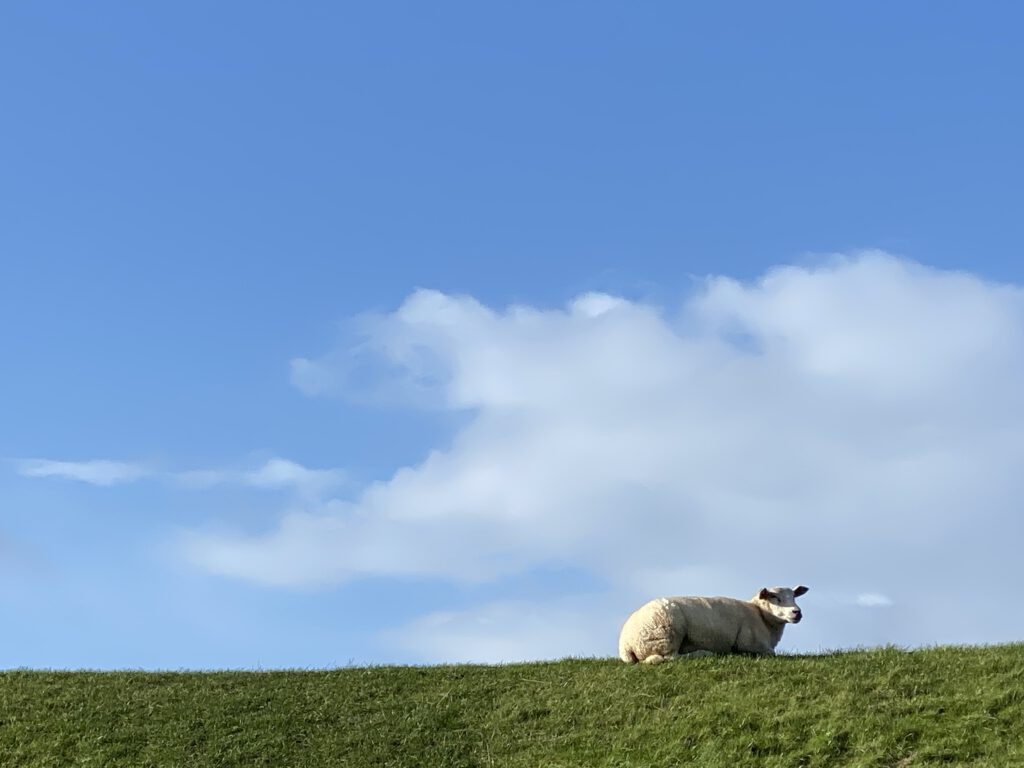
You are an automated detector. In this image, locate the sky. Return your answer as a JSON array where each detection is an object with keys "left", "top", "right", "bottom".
[{"left": 2, "top": 2, "right": 1023, "bottom": 669}]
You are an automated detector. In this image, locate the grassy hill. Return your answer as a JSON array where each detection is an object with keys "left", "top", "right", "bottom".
[{"left": 2, "top": 645, "right": 1023, "bottom": 767}]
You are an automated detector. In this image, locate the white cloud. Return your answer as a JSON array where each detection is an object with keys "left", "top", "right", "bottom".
[
  {"left": 185, "top": 252, "right": 1024, "bottom": 658},
  {"left": 856, "top": 593, "right": 894, "bottom": 608},
  {"left": 245, "top": 458, "right": 344, "bottom": 492},
  {"left": 18, "top": 457, "right": 344, "bottom": 500},
  {"left": 177, "top": 458, "right": 345, "bottom": 498},
  {"left": 16, "top": 459, "right": 151, "bottom": 486},
  {"left": 384, "top": 598, "right": 619, "bottom": 664}
]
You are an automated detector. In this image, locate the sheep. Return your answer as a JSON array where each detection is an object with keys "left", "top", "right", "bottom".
[{"left": 618, "top": 585, "right": 809, "bottom": 663}]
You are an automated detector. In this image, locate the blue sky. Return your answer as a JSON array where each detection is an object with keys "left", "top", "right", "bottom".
[{"left": 2, "top": 3, "right": 1024, "bottom": 668}]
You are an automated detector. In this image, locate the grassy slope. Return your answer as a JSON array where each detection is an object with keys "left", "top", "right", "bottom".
[{"left": 2, "top": 646, "right": 1023, "bottom": 767}]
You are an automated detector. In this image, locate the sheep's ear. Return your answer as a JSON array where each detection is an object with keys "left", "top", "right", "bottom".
[
  {"left": 793, "top": 585, "right": 809, "bottom": 596},
  {"left": 758, "top": 588, "right": 772, "bottom": 600}
]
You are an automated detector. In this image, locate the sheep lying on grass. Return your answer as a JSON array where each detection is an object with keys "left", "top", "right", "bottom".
[{"left": 618, "top": 585, "right": 809, "bottom": 663}]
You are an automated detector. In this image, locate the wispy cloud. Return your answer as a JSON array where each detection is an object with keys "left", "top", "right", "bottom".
[
  {"left": 15, "top": 459, "right": 152, "bottom": 486},
  {"left": 177, "top": 458, "right": 345, "bottom": 497},
  {"left": 856, "top": 593, "right": 894, "bottom": 608},
  {"left": 17, "top": 457, "right": 344, "bottom": 498}
]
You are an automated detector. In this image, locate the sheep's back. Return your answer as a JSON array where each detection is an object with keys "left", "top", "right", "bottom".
[{"left": 662, "top": 596, "right": 760, "bottom": 651}]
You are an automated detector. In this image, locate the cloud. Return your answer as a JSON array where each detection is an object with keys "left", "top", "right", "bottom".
[
  {"left": 177, "top": 458, "right": 345, "bottom": 498},
  {"left": 384, "top": 598, "right": 618, "bottom": 664},
  {"left": 15, "top": 459, "right": 152, "bottom": 486},
  {"left": 856, "top": 593, "right": 894, "bottom": 608},
  {"left": 17, "top": 457, "right": 344, "bottom": 500},
  {"left": 186, "top": 252, "right": 1024, "bottom": 656}
]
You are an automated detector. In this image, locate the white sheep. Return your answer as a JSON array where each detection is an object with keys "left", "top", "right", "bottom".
[{"left": 618, "top": 585, "right": 809, "bottom": 663}]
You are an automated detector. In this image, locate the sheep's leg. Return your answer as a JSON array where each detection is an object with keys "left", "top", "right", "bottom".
[
  {"left": 643, "top": 655, "right": 675, "bottom": 667},
  {"left": 642, "top": 653, "right": 683, "bottom": 664}
]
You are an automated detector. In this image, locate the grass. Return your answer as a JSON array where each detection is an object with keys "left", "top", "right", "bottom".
[{"left": 2, "top": 645, "right": 1024, "bottom": 767}]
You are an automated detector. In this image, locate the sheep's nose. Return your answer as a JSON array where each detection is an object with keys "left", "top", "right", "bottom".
[{"left": 792, "top": 610, "right": 802, "bottom": 622}]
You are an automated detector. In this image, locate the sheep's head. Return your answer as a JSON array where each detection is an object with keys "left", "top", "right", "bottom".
[{"left": 754, "top": 585, "right": 809, "bottom": 624}]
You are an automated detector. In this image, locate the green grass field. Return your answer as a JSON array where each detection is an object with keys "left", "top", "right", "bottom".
[{"left": 2, "top": 645, "right": 1023, "bottom": 767}]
